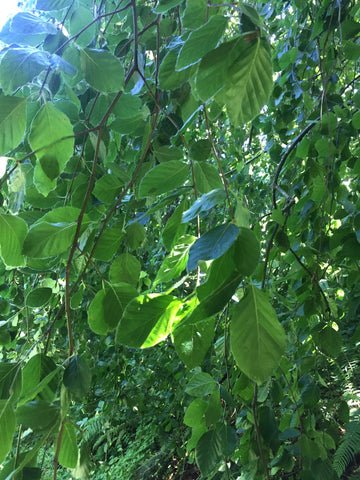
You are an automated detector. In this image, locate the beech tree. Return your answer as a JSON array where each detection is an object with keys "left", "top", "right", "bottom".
[{"left": 0, "top": 0, "right": 359, "bottom": 478}]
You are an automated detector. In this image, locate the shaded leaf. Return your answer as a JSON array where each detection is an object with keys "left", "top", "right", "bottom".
[
  {"left": 63, "top": 356, "right": 91, "bottom": 400},
  {"left": 16, "top": 400, "right": 60, "bottom": 432},
  {"left": 182, "top": 189, "right": 226, "bottom": 223},
  {"left": 195, "top": 430, "right": 222, "bottom": 476},
  {"left": 187, "top": 223, "right": 239, "bottom": 271},
  {"left": 88, "top": 283, "right": 138, "bottom": 335}
]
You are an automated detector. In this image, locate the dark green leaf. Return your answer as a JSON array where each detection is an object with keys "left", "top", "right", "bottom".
[
  {"left": 182, "top": 189, "right": 226, "bottom": 223},
  {"left": 187, "top": 223, "right": 239, "bottom": 271},
  {"left": 25, "top": 287, "right": 52, "bottom": 308},
  {"left": 63, "top": 356, "right": 92, "bottom": 400},
  {"left": 195, "top": 430, "right": 222, "bottom": 476},
  {"left": 16, "top": 400, "right": 60, "bottom": 432}
]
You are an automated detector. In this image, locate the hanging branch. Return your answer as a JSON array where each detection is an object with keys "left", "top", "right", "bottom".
[{"left": 272, "top": 119, "right": 318, "bottom": 209}]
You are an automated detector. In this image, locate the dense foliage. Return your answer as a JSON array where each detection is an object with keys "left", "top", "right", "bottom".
[{"left": 0, "top": 0, "right": 359, "bottom": 478}]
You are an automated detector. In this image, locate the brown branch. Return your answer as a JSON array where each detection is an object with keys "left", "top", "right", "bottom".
[{"left": 272, "top": 119, "right": 318, "bottom": 209}]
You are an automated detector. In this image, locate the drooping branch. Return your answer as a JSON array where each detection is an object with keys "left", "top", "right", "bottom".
[{"left": 272, "top": 119, "right": 318, "bottom": 209}]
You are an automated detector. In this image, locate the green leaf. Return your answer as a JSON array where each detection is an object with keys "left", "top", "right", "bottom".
[
  {"left": 93, "top": 224, "right": 123, "bottom": 261},
  {"left": 154, "top": 235, "right": 195, "bottom": 285},
  {"left": 88, "top": 283, "right": 138, "bottom": 335},
  {"left": 176, "top": 16, "right": 228, "bottom": 71},
  {"left": 187, "top": 223, "right": 239, "bottom": 271},
  {"left": 16, "top": 400, "right": 60, "bottom": 432},
  {"left": 198, "top": 227, "right": 260, "bottom": 300},
  {"left": 195, "top": 38, "right": 240, "bottom": 101},
  {"left": 36, "top": 0, "right": 72, "bottom": 9},
  {"left": 125, "top": 222, "right": 146, "bottom": 250},
  {"left": 182, "top": 0, "right": 207, "bottom": 30},
  {"left": 195, "top": 430, "right": 222, "bottom": 476},
  {"left": 154, "top": 0, "right": 183, "bottom": 13},
  {"left": 93, "top": 174, "right": 125, "bottom": 205},
  {"left": 23, "top": 221, "right": 76, "bottom": 259},
  {"left": 80, "top": 49, "right": 124, "bottom": 92},
  {"left": 230, "top": 285, "right": 286, "bottom": 383},
  {"left": 0, "top": 47, "right": 50, "bottom": 95},
  {"left": 0, "top": 400, "right": 16, "bottom": 463},
  {"left": 189, "top": 138, "right": 212, "bottom": 161},
  {"left": 158, "top": 48, "right": 190, "bottom": 90},
  {"left": 25, "top": 287, "right": 52, "bottom": 308},
  {"left": 0, "top": 96, "right": 27, "bottom": 155},
  {"left": 0, "top": 12, "right": 57, "bottom": 46},
  {"left": 182, "top": 189, "right": 226, "bottom": 223},
  {"left": 162, "top": 200, "right": 188, "bottom": 251},
  {"left": 138, "top": 161, "right": 189, "bottom": 198},
  {"left": 193, "top": 161, "right": 223, "bottom": 193},
  {"left": 63, "top": 356, "right": 91, "bottom": 400},
  {"left": 0, "top": 214, "right": 27, "bottom": 267},
  {"left": 110, "top": 253, "right": 141, "bottom": 286},
  {"left": 317, "top": 326, "right": 343, "bottom": 357},
  {"left": 111, "top": 94, "right": 149, "bottom": 134},
  {"left": 185, "top": 372, "right": 216, "bottom": 397},
  {"left": 20, "top": 354, "right": 59, "bottom": 404},
  {"left": 58, "top": 421, "right": 78, "bottom": 468},
  {"left": 116, "top": 294, "right": 180, "bottom": 348},
  {"left": 0, "top": 363, "right": 22, "bottom": 402},
  {"left": 225, "top": 37, "right": 273, "bottom": 125},
  {"left": 184, "top": 398, "right": 208, "bottom": 427},
  {"left": 69, "top": 6, "right": 97, "bottom": 48},
  {"left": 219, "top": 425, "right": 238, "bottom": 458},
  {"left": 29, "top": 103, "right": 74, "bottom": 196},
  {"left": 173, "top": 317, "right": 215, "bottom": 369}
]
